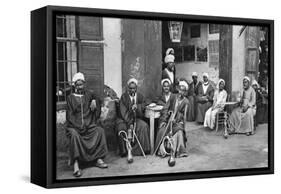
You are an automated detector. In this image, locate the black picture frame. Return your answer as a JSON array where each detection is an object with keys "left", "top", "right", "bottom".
[{"left": 31, "top": 5, "right": 274, "bottom": 188}]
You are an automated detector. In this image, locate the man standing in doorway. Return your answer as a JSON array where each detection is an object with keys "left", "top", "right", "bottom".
[{"left": 162, "top": 54, "right": 178, "bottom": 93}]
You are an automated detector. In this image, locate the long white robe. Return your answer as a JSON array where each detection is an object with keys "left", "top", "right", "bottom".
[
  {"left": 204, "top": 89, "right": 227, "bottom": 129},
  {"left": 228, "top": 87, "right": 256, "bottom": 134}
]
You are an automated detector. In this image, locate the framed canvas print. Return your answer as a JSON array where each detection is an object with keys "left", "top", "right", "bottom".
[{"left": 31, "top": 5, "right": 274, "bottom": 188}]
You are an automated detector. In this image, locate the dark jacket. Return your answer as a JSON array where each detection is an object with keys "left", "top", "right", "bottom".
[
  {"left": 162, "top": 68, "right": 178, "bottom": 93},
  {"left": 196, "top": 83, "right": 215, "bottom": 104},
  {"left": 66, "top": 90, "right": 101, "bottom": 134},
  {"left": 117, "top": 92, "right": 148, "bottom": 126}
]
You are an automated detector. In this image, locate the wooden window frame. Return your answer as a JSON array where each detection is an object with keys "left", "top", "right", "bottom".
[{"left": 56, "top": 15, "right": 79, "bottom": 108}]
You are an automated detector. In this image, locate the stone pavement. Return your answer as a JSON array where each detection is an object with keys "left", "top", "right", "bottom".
[{"left": 56, "top": 123, "right": 268, "bottom": 180}]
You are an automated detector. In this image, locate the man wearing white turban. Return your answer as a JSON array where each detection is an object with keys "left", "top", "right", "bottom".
[
  {"left": 162, "top": 54, "right": 177, "bottom": 92},
  {"left": 252, "top": 79, "right": 268, "bottom": 126},
  {"left": 156, "top": 79, "right": 174, "bottom": 106},
  {"left": 196, "top": 73, "right": 214, "bottom": 123},
  {"left": 66, "top": 72, "right": 108, "bottom": 177},
  {"left": 204, "top": 79, "right": 227, "bottom": 130},
  {"left": 162, "top": 48, "right": 175, "bottom": 70},
  {"left": 227, "top": 76, "right": 256, "bottom": 136},
  {"left": 186, "top": 72, "right": 202, "bottom": 121},
  {"left": 127, "top": 78, "right": 138, "bottom": 86},
  {"left": 72, "top": 72, "right": 85, "bottom": 84},
  {"left": 155, "top": 79, "right": 189, "bottom": 158},
  {"left": 166, "top": 48, "right": 175, "bottom": 56},
  {"left": 115, "top": 78, "right": 150, "bottom": 163}
]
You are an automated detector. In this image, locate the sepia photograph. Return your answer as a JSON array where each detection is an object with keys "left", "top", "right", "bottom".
[{"left": 54, "top": 14, "right": 270, "bottom": 180}]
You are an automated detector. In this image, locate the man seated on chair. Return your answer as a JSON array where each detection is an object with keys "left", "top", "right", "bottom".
[
  {"left": 156, "top": 78, "right": 173, "bottom": 106},
  {"left": 204, "top": 79, "right": 227, "bottom": 130},
  {"left": 66, "top": 72, "right": 108, "bottom": 177},
  {"left": 115, "top": 78, "right": 151, "bottom": 163},
  {"left": 154, "top": 80, "right": 189, "bottom": 158},
  {"left": 196, "top": 73, "right": 214, "bottom": 124},
  {"left": 227, "top": 76, "right": 256, "bottom": 136}
]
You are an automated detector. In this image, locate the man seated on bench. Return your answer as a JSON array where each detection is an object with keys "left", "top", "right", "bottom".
[{"left": 66, "top": 72, "right": 108, "bottom": 177}]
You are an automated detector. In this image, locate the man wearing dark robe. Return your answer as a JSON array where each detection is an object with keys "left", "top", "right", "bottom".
[
  {"left": 116, "top": 78, "right": 151, "bottom": 163},
  {"left": 162, "top": 54, "right": 178, "bottom": 93},
  {"left": 155, "top": 80, "right": 189, "bottom": 158},
  {"left": 196, "top": 73, "right": 214, "bottom": 123},
  {"left": 186, "top": 72, "right": 202, "bottom": 121},
  {"left": 156, "top": 78, "right": 173, "bottom": 106},
  {"left": 66, "top": 72, "right": 108, "bottom": 177}
]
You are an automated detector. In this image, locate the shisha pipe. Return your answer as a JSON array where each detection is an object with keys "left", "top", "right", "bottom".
[
  {"left": 118, "top": 130, "right": 134, "bottom": 163},
  {"left": 75, "top": 88, "right": 85, "bottom": 129},
  {"left": 153, "top": 111, "right": 174, "bottom": 156},
  {"left": 153, "top": 110, "right": 177, "bottom": 156},
  {"left": 166, "top": 118, "right": 176, "bottom": 167},
  {"left": 131, "top": 92, "right": 146, "bottom": 158}
]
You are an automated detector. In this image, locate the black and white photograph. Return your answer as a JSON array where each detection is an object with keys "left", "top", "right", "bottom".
[{"left": 55, "top": 14, "right": 270, "bottom": 180}]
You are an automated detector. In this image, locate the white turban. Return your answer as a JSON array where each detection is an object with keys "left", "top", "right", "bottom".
[
  {"left": 179, "top": 80, "right": 188, "bottom": 90},
  {"left": 243, "top": 76, "right": 250, "bottom": 83},
  {"left": 127, "top": 78, "right": 138, "bottom": 86},
  {"left": 252, "top": 80, "right": 259, "bottom": 87},
  {"left": 202, "top": 72, "right": 209, "bottom": 78},
  {"left": 192, "top": 72, "right": 198, "bottom": 77},
  {"left": 72, "top": 72, "right": 85, "bottom": 84},
  {"left": 164, "top": 54, "right": 175, "bottom": 63},
  {"left": 161, "top": 78, "right": 172, "bottom": 86},
  {"left": 217, "top": 79, "right": 225, "bottom": 88},
  {"left": 166, "top": 48, "right": 174, "bottom": 56}
]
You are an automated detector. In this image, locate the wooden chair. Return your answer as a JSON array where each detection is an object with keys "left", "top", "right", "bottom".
[
  {"left": 215, "top": 111, "right": 228, "bottom": 132},
  {"left": 215, "top": 94, "right": 230, "bottom": 133}
]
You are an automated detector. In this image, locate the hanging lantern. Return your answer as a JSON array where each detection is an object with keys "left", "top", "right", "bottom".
[{"left": 168, "top": 21, "right": 183, "bottom": 43}]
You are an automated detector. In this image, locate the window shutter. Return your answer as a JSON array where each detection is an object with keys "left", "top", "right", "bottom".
[
  {"left": 79, "top": 42, "right": 104, "bottom": 97},
  {"left": 78, "top": 16, "right": 103, "bottom": 40},
  {"left": 209, "top": 40, "right": 219, "bottom": 67},
  {"left": 245, "top": 27, "right": 260, "bottom": 78},
  {"left": 77, "top": 16, "right": 104, "bottom": 98}
]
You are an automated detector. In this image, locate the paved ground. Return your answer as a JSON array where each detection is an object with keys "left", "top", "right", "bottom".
[{"left": 56, "top": 123, "right": 268, "bottom": 180}]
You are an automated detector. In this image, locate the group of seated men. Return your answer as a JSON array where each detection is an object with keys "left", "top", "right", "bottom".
[{"left": 65, "top": 70, "right": 261, "bottom": 177}]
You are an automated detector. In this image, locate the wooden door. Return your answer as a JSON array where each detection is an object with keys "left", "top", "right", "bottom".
[
  {"left": 77, "top": 16, "right": 104, "bottom": 98},
  {"left": 219, "top": 25, "right": 233, "bottom": 94},
  {"left": 121, "top": 19, "right": 162, "bottom": 100},
  {"left": 245, "top": 26, "right": 260, "bottom": 80}
]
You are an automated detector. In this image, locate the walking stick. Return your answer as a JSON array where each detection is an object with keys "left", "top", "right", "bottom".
[
  {"left": 132, "top": 122, "right": 146, "bottom": 158},
  {"left": 131, "top": 93, "right": 146, "bottom": 158},
  {"left": 153, "top": 111, "right": 175, "bottom": 156}
]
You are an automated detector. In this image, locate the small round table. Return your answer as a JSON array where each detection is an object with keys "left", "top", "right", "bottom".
[{"left": 145, "top": 105, "right": 163, "bottom": 154}]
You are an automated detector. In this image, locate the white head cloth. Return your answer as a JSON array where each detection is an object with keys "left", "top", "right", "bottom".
[
  {"left": 166, "top": 48, "right": 174, "bottom": 56},
  {"left": 192, "top": 72, "right": 198, "bottom": 77},
  {"left": 179, "top": 80, "right": 188, "bottom": 90},
  {"left": 127, "top": 78, "right": 138, "bottom": 86},
  {"left": 217, "top": 78, "right": 225, "bottom": 89},
  {"left": 161, "top": 78, "right": 172, "bottom": 86},
  {"left": 164, "top": 54, "right": 175, "bottom": 63},
  {"left": 243, "top": 76, "right": 251, "bottom": 83},
  {"left": 72, "top": 72, "right": 85, "bottom": 84},
  {"left": 202, "top": 72, "right": 209, "bottom": 78},
  {"left": 252, "top": 79, "right": 259, "bottom": 87}
]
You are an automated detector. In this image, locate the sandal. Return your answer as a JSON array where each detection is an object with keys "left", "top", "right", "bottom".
[
  {"left": 73, "top": 169, "right": 82, "bottom": 177},
  {"left": 96, "top": 159, "right": 108, "bottom": 168}
]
